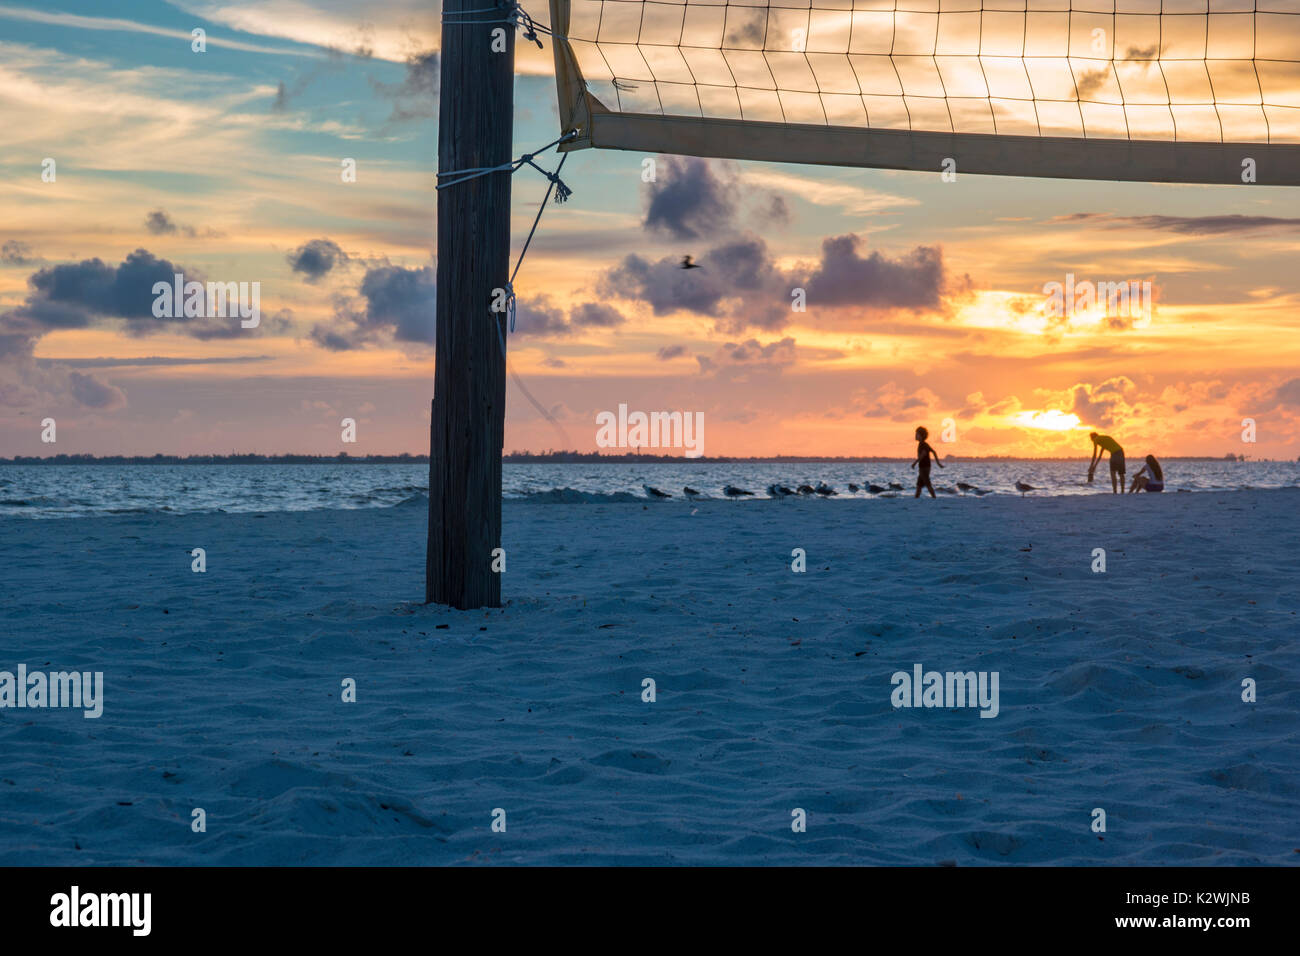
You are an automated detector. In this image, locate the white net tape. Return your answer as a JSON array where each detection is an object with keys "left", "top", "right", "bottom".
[{"left": 549, "top": 0, "right": 1300, "bottom": 182}]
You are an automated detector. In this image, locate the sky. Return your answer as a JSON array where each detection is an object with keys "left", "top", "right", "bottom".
[{"left": 1, "top": 0, "right": 1299, "bottom": 460}]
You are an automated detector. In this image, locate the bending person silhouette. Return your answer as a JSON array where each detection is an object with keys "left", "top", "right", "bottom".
[{"left": 1087, "top": 432, "right": 1125, "bottom": 494}]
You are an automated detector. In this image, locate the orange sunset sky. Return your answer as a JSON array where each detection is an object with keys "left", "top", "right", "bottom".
[{"left": 2, "top": 0, "right": 1299, "bottom": 460}]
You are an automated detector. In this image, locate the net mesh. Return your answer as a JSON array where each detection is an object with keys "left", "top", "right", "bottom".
[{"left": 555, "top": 0, "right": 1300, "bottom": 145}]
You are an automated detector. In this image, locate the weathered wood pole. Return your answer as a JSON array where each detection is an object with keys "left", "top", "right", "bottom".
[{"left": 427, "top": 0, "right": 515, "bottom": 608}]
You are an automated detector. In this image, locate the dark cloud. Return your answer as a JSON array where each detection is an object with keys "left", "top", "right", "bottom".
[
  {"left": 67, "top": 371, "right": 126, "bottom": 409},
  {"left": 656, "top": 344, "right": 688, "bottom": 360},
  {"left": 1075, "top": 65, "right": 1112, "bottom": 100},
  {"left": 0, "top": 249, "right": 280, "bottom": 347},
  {"left": 311, "top": 262, "right": 435, "bottom": 349},
  {"left": 762, "top": 194, "right": 791, "bottom": 225},
  {"left": 513, "top": 299, "right": 621, "bottom": 339},
  {"left": 19, "top": 249, "right": 189, "bottom": 327},
  {"left": 568, "top": 302, "right": 624, "bottom": 329},
  {"left": 511, "top": 296, "right": 568, "bottom": 338},
  {"left": 1055, "top": 212, "right": 1300, "bottom": 235},
  {"left": 1, "top": 240, "right": 37, "bottom": 266},
  {"left": 145, "top": 209, "right": 181, "bottom": 235},
  {"left": 603, "top": 233, "right": 960, "bottom": 333},
  {"left": 370, "top": 50, "right": 439, "bottom": 124},
  {"left": 288, "top": 238, "right": 348, "bottom": 281},
  {"left": 644, "top": 156, "right": 742, "bottom": 240},
  {"left": 696, "top": 337, "right": 796, "bottom": 375},
  {"left": 803, "top": 236, "right": 949, "bottom": 311},
  {"left": 35, "top": 355, "right": 274, "bottom": 368},
  {"left": 602, "top": 238, "right": 787, "bottom": 329},
  {"left": 724, "top": 13, "right": 766, "bottom": 48},
  {"left": 271, "top": 46, "right": 350, "bottom": 113},
  {"left": 143, "top": 209, "right": 218, "bottom": 239},
  {"left": 1275, "top": 377, "right": 1300, "bottom": 407}
]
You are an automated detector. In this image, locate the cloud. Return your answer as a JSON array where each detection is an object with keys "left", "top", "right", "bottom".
[
  {"left": 603, "top": 233, "right": 964, "bottom": 333},
  {"left": 743, "top": 170, "right": 919, "bottom": 216},
  {"left": 314, "top": 262, "right": 436, "bottom": 349},
  {"left": 1067, "top": 377, "right": 1138, "bottom": 428},
  {"left": 1054, "top": 213, "right": 1300, "bottom": 235},
  {"left": 803, "top": 236, "right": 953, "bottom": 311},
  {"left": 369, "top": 49, "right": 438, "bottom": 124},
  {"left": 656, "top": 344, "right": 688, "bottom": 360},
  {"left": 145, "top": 209, "right": 181, "bottom": 235},
  {"left": 511, "top": 296, "right": 569, "bottom": 338},
  {"left": 644, "top": 156, "right": 741, "bottom": 240},
  {"left": 288, "top": 238, "right": 348, "bottom": 281},
  {"left": 603, "top": 238, "right": 788, "bottom": 330},
  {"left": 568, "top": 302, "right": 624, "bottom": 329},
  {"left": 5, "top": 249, "right": 196, "bottom": 331},
  {"left": 696, "top": 336, "right": 796, "bottom": 375},
  {"left": 1, "top": 240, "right": 38, "bottom": 265},
  {"left": 514, "top": 299, "right": 625, "bottom": 339},
  {"left": 66, "top": 370, "right": 126, "bottom": 409},
  {"left": 856, "top": 382, "right": 942, "bottom": 421},
  {"left": 1275, "top": 377, "right": 1300, "bottom": 407},
  {"left": 35, "top": 355, "right": 274, "bottom": 368},
  {"left": 143, "top": 209, "right": 218, "bottom": 239}
]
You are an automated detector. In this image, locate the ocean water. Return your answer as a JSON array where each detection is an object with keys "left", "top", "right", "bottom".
[{"left": 0, "top": 460, "right": 1296, "bottom": 518}]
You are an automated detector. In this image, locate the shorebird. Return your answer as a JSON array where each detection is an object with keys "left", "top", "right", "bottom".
[
  {"left": 723, "top": 484, "right": 754, "bottom": 497},
  {"left": 796, "top": 484, "right": 815, "bottom": 495},
  {"left": 815, "top": 481, "right": 837, "bottom": 496},
  {"left": 867, "top": 484, "right": 886, "bottom": 494},
  {"left": 1015, "top": 480, "right": 1035, "bottom": 496},
  {"left": 683, "top": 486, "right": 702, "bottom": 499},
  {"left": 888, "top": 482, "right": 903, "bottom": 491},
  {"left": 956, "top": 482, "right": 978, "bottom": 492},
  {"left": 643, "top": 484, "right": 671, "bottom": 499},
  {"left": 767, "top": 483, "right": 795, "bottom": 497},
  {"left": 847, "top": 483, "right": 859, "bottom": 492}
]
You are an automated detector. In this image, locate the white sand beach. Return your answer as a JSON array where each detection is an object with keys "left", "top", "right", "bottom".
[{"left": 1, "top": 490, "right": 1297, "bottom": 865}]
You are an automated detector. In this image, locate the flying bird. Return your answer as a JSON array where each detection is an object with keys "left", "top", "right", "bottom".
[{"left": 680, "top": 255, "right": 702, "bottom": 270}]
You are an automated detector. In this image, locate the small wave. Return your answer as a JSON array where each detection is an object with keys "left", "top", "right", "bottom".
[
  {"left": 392, "top": 493, "right": 429, "bottom": 508},
  {"left": 515, "top": 487, "right": 645, "bottom": 504}
]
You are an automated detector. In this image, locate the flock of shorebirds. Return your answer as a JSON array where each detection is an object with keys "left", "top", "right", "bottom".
[{"left": 642, "top": 480, "right": 1040, "bottom": 499}]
